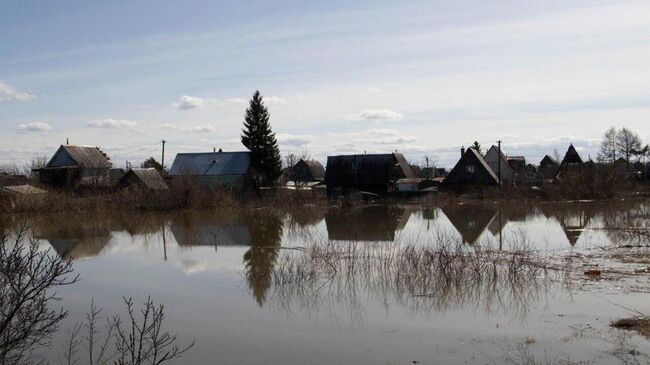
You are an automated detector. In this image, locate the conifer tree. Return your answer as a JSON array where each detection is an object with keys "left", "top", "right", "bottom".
[{"left": 241, "top": 90, "right": 282, "bottom": 186}]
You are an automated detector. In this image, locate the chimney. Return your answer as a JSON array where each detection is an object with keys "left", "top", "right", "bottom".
[
  {"left": 66, "top": 138, "right": 69, "bottom": 145},
  {"left": 461, "top": 146, "right": 465, "bottom": 157}
]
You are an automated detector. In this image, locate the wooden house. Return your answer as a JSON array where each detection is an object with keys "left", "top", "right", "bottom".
[
  {"left": 34, "top": 145, "right": 112, "bottom": 188},
  {"left": 324, "top": 153, "right": 414, "bottom": 196},
  {"left": 168, "top": 151, "right": 252, "bottom": 189},
  {"left": 484, "top": 145, "right": 515, "bottom": 183},
  {"left": 443, "top": 147, "right": 500, "bottom": 186},
  {"left": 288, "top": 159, "right": 325, "bottom": 183},
  {"left": 117, "top": 168, "right": 168, "bottom": 191},
  {"left": 539, "top": 155, "right": 559, "bottom": 180}
]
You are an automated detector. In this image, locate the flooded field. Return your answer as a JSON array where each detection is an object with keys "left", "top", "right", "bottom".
[{"left": 6, "top": 199, "right": 650, "bottom": 364}]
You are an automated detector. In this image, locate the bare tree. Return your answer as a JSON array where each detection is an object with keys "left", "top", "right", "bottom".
[
  {"left": 113, "top": 297, "right": 193, "bottom": 365},
  {"left": 598, "top": 127, "right": 618, "bottom": 163},
  {"left": 62, "top": 298, "right": 193, "bottom": 365},
  {"left": 0, "top": 225, "right": 78, "bottom": 364},
  {"left": 616, "top": 127, "right": 643, "bottom": 163}
]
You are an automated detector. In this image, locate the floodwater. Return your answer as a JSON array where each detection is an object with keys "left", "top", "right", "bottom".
[{"left": 10, "top": 199, "right": 650, "bottom": 364}]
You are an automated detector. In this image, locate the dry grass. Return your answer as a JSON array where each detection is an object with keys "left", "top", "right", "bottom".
[
  {"left": 270, "top": 230, "right": 561, "bottom": 320},
  {"left": 611, "top": 317, "right": 650, "bottom": 338},
  {"left": 0, "top": 182, "right": 327, "bottom": 214}
]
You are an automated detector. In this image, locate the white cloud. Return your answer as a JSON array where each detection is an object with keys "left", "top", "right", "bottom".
[
  {"left": 367, "top": 128, "right": 399, "bottom": 136},
  {"left": 180, "top": 125, "right": 215, "bottom": 133},
  {"left": 374, "top": 135, "right": 417, "bottom": 144},
  {"left": 16, "top": 122, "right": 51, "bottom": 132},
  {"left": 276, "top": 133, "right": 313, "bottom": 146},
  {"left": 172, "top": 95, "right": 210, "bottom": 110},
  {"left": 264, "top": 96, "right": 288, "bottom": 105},
  {"left": 0, "top": 81, "right": 36, "bottom": 102},
  {"left": 352, "top": 109, "right": 404, "bottom": 122},
  {"left": 367, "top": 88, "right": 382, "bottom": 93},
  {"left": 86, "top": 118, "right": 140, "bottom": 131}
]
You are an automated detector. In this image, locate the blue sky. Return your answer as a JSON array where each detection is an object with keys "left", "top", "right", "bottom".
[{"left": 2, "top": 0, "right": 650, "bottom": 168}]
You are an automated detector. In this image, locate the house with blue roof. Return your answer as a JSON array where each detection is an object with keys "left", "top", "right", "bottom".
[{"left": 168, "top": 150, "right": 252, "bottom": 189}]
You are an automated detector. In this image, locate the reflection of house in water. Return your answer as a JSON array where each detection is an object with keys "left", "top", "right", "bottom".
[
  {"left": 539, "top": 203, "right": 595, "bottom": 246},
  {"left": 169, "top": 212, "right": 284, "bottom": 307},
  {"left": 170, "top": 214, "right": 252, "bottom": 248},
  {"left": 286, "top": 206, "right": 327, "bottom": 228},
  {"left": 325, "top": 205, "right": 411, "bottom": 242},
  {"left": 33, "top": 219, "right": 112, "bottom": 259},
  {"left": 442, "top": 204, "right": 499, "bottom": 244}
]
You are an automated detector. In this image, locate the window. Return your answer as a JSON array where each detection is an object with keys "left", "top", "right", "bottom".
[{"left": 465, "top": 165, "right": 475, "bottom": 174}]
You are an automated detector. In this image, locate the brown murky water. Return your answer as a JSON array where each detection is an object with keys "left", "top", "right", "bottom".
[{"left": 8, "top": 199, "right": 650, "bottom": 364}]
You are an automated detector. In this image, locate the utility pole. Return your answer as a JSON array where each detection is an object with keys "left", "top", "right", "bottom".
[
  {"left": 161, "top": 140, "right": 166, "bottom": 177},
  {"left": 497, "top": 140, "right": 502, "bottom": 185}
]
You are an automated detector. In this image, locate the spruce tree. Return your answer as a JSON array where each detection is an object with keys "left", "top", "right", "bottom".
[{"left": 241, "top": 90, "right": 282, "bottom": 186}]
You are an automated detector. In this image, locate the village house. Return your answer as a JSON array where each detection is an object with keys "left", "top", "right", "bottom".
[
  {"left": 287, "top": 159, "right": 325, "bottom": 183},
  {"left": 117, "top": 168, "right": 168, "bottom": 191},
  {"left": 556, "top": 144, "right": 584, "bottom": 178},
  {"left": 539, "top": 155, "right": 559, "bottom": 180},
  {"left": 324, "top": 152, "right": 414, "bottom": 196},
  {"left": 443, "top": 147, "right": 500, "bottom": 186},
  {"left": 484, "top": 145, "right": 516, "bottom": 183},
  {"left": 168, "top": 150, "right": 252, "bottom": 189},
  {"left": 34, "top": 144, "right": 113, "bottom": 188}
]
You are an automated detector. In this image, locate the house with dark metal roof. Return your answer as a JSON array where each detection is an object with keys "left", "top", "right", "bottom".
[
  {"left": 117, "top": 168, "right": 168, "bottom": 191},
  {"left": 288, "top": 159, "right": 325, "bottom": 183},
  {"left": 168, "top": 150, "right": 252, "bottom": 189},
  {"left": 324, "top": 152, "right": 414, "bottom": 196},
  {"left": 443, "top": 147, "right": 500, "bottom": 186},
  {"left": 34, "top": 144, "right": 113, "bottom": 188}
]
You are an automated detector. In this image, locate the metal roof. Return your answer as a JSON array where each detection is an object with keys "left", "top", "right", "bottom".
[
  {"left": 169, "top": 151, "right": 251, "bottom": 176},
  {"left": 122, "top": 168, "right": 168, "bottom": 190},
  {"left": 45, "top": 145, "right": 112, "bottom": 169}
]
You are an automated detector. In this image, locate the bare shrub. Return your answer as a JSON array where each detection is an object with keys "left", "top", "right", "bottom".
[
  {"left": 0, "top": 225, "right": 78, "bottom": 364},
  {"left": 61, "top": 297, "right": 193, "bottom": 365}
]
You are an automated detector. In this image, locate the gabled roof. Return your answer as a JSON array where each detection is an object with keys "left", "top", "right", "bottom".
[
  {"left": 540, "top": 155, "right": 558, "bottom": 166},
  {"left": 445, "top": 147, "right": 500, "bottom": 185},
  {"left": 560, "top": 144, "right": 583, "bottom": 166},
  {"left": 121, "top": 168, "right": 168, "bottom": 190},
  {"left": 169, "top": 151, "right": 251, "bottom": 176},
  {"left": 484, "top": 145, "right": 515, "bottom": 174},
  {"left": 298, "top": 159, "right": 325, "bottom": 180},
  {"left": 45, "top": 145, "right": 112, "bottom": 169}
]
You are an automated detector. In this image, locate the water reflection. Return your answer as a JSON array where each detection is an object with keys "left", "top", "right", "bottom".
[
  {"left": 15, "top": 198, "right": 650, "bottom": 316},
  {"left": 243, "top": 213, "right": 283, "bottom": 306},
  {"left": 325, "top": 205, "right": 411, "bottom": 242}
]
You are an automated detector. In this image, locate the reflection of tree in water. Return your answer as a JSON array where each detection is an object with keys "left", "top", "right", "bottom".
[
  {"left": 597, "top": 199, "right": 650, "bottom": 244},
  {"left": 243, "top": 212, "right": 284, "bottom": 306}
]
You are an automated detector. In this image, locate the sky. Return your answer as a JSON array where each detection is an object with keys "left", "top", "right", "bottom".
[{"left": 1, "top": 0, "right": 649, "bottom": 169}]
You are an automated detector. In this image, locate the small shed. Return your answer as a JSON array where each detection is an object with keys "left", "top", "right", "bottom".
[
  {"left": 484, "top": 145, "right": 516, "bottom": 183},
  {"left": 35, "top": 145, "right": 112, "bottom": 188},
  {"left": 169, "top": 151, "right": 252, "bottom": 189},
  {"left": 324, "top": 153, "right": 414, "bottom": 196},
  {"left": 443, "top": 147, "right": 499, "bottom": 186},
  {"left": 289, "top": 159, "right": 325, "bottom": 182},
  {"left": 118, "top": 168, "right": 168, "bottom": 191},
  {"left": 1, "top": 185, "right": 47, "bottom": 195}
]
